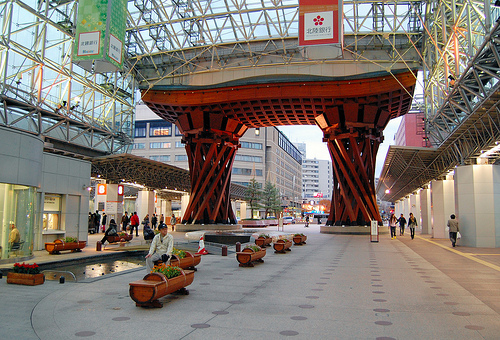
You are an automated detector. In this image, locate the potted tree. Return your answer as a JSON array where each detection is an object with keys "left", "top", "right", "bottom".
[{"left": 236, "top": 245, "right": 266, "bottom": 267}]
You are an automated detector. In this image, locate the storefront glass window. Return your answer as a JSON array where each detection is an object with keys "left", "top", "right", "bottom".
[
  {"left": 0, "top": 183, "right": 36, "bottom": 262},
  {"left": 43, "top": 194, "right": 62, "bottom": 231}
]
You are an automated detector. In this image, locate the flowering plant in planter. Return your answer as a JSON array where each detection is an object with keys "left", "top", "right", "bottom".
[
  {"left": 294, "top": 233, "right": 305, "bottom": 237},
  {"left": 63, "top": 237, "right": 78, "bottom": 243},
  {"left": 151, "top": 264, "right": 182, "bottom": 279},
  {"left": 12, "top": 262, "right": 41, "bottom": 274},
  {"left": 118, "top": 232, "right": 128, "bottom": 237},
  {"left": 258, "top": 234, "right": 270, "bottom": 238},
  {"left": 172, "top": 248, "right": 186, "bottom": 259},
  {"left": 244, "top": 245, "right": 261, "bottom": 252}
]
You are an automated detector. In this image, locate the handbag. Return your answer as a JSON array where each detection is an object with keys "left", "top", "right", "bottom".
[{"left": 457, "top": 232, "right": 462, "bottom": 239}]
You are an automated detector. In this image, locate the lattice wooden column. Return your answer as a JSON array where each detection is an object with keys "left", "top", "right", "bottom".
[
  {"left": 177, "top": 112, "right": 248, "bottom": 224},
  {"left": 316, "top": 104, "right": 389, "bottom": 226}
]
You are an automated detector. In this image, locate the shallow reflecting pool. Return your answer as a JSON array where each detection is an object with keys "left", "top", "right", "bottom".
[{"left": 44, "top": 254, "right": 146, "bottom": 282}]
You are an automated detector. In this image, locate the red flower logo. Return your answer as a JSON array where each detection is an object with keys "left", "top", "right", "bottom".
[{"left": 313, "top": 15, "right": 324, "bottom": 26}]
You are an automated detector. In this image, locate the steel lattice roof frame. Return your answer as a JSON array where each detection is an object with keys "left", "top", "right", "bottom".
[
  {"left": 0, "top": 0, "right": 136, "bottom": 157},
  {"left": 378, "top": 9, "right": 500, "bottom": 202},
  {"left": 126, "top": 0, "right": 425, "bottom": 87}
]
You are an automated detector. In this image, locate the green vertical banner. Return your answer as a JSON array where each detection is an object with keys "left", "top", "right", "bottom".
[{"left": 73, "top": 0, "right": 127, "bottom": 73}]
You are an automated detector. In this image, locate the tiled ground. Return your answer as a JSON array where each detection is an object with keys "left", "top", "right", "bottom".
[{"left": 1, "top": 225, "right": 500, "bottom": 339}]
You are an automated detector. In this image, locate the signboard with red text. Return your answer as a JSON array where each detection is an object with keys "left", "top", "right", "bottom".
[{"left": 299, "top": 0, "right": 343, "bottom": 46}]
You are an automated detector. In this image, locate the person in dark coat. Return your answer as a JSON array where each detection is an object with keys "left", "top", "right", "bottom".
[
  {"left": 151, "top": 214, "right": 158, "bottom": 230},
  {"left": 94, "top": 211, "right": 101, "bottom": 233},
  {"left": 101, "top": 213, "right": 107, "bottom": 233},
  {"left": 101, "top": 219, "right": 118, "bottom": 245},
  {"left": 121, "top": 212, "right": 129, "bottom": 232},
  {"left": 397, "top": 214, "right": 407, "bottom": 236},
  {"left": 88, "top": 212, "right": 95, "bottom": 234}
]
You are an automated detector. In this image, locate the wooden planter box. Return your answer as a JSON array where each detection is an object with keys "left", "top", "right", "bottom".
[
  {"left": 236, "top": 247, "right": 266, "bottom": 267},
  {"left": 239, "top": 219, "right": 268, "bottom": 228},
  {"left": 106, "top": 234, "right": 133, "bottom": 243},
  {"left": 7, "top": 272, "right": 45, "bottom": 286},
  {"left": 170, "top": 251, "right": 202, "bottom": 270},
  {"left": 255, "top": 236, "right": 272, "bottom": 248},
  {"left": 129, "top": 270, "right": 195, "bottom": 308},
  {"left": 45, "top": 240, "right": 87, "bottom": 254},
  {"left": 273, "top": 239, "right": 292, "bottom": 253},
  {"left": 293, "top": 234, "right": 307, "bottom": 245}
]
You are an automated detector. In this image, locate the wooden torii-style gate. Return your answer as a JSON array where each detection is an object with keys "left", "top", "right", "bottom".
[{"left": 141, "top": 70, "right": 416, "bottom": 226}]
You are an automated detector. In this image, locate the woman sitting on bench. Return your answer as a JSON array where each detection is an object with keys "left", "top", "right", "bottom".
[{"left": 100, "top": 219, "right": 118, "bottom": 245}]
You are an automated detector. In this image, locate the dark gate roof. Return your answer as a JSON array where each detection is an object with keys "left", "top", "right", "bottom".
[{"left": 91, "top": 153, "right": 247, "bottom": 200}]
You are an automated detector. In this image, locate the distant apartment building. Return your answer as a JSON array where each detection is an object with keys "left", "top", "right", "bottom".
[
  {"left": 132, "top": 105, "right": 302, "bottom": 215},
  {"left": 302, "top": 158, "right": 333, "bottom": 204}
]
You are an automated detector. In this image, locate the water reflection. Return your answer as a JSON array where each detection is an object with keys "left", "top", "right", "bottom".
[{"left": 48, "top": 256, "right": 145, "bottom": 281}]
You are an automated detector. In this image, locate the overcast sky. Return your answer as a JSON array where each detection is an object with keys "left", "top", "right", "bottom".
[{"left": 278, "top": 116, "right": 402, "bottom": 178}]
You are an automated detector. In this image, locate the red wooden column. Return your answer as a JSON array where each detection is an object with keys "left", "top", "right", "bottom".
[
  {"left": 176, "top": 111, "right": 248, "bottom": 224},
  {"left": 316, "top": 104, "right": 388, "bottom": 226}
]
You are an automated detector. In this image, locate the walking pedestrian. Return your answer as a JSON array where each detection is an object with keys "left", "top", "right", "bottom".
[
  {"left": 305, "top": 215, "right": 309, "bottom": 228},
  {"left": 170, "top": 214, "right": 177, "bottom": 231},
  {"left": 101, "top": 213, "right": 107, "bottom": 233},
  {"left": 408, "top": 212, "right": 417, "bottom": 240},
  {"left": 121, "top": 211, "right": 129, "bottom": 232},
  {"left": 397, "top": 213, "right": 407, "bottom": 236},
  {"left": 129, "top": 212, "right": 140, "bottom": 237},
  {"left": 94, "top": 211, "right": 101, "bottom": 233},
  {"left": 151, "top": 213, "right": 158, "bottom": 230},
  {"left": 389, "top": 214, "right": 397, "bottom": 239},
  {"left": 447, "top": 214, "right": 460, "bottom": 247}
]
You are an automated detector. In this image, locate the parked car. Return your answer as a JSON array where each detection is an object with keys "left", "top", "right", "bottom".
[{"left": 283, "top": 216, "right": 295, "bottom": 225}]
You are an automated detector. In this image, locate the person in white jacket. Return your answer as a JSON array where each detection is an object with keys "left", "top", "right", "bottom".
[{"left": 145, "top": 223, "right": 174, "bottom": 272}]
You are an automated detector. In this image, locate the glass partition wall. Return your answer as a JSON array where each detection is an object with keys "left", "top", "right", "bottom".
[{"left": 0, "top": 184, "right": 36, "bottom": 262}]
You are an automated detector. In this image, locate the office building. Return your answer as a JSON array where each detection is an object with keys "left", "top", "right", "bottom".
[{"left": 131, "top": 105, "right": 302, "bottom": 218}]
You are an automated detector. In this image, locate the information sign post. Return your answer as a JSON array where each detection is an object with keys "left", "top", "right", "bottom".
[{"left": 370, "top": 220, "right": 379, "bottom": 242}]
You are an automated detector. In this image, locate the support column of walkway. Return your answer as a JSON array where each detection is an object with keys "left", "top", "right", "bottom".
[
  {"left": 316, "top": 104, "right": 385, "bottom": 227},
  {"left": 430, "top": 175, "right": 455, "bottom": 239},
  {"left": 177, "top": 112, "right": 248, "bottom": 225},
  {"left": 455, "top": 164, "right": 500, "bottom": 247}
]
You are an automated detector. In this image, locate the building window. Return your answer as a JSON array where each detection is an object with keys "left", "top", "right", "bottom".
[
  {"left": 150, "top": 142, "right": 171, "bottom": 149},
  {"left": 175, "top": 126, "right": 183, "bottom": 136},
  {"left": 232, "top": 168, "right": 262, "bottom": 176},
  {"left": 134, "top": 122, "right": 146, "bottom": 138},
  {"left": 175, "top": 141, "right": 185, "bottom": 148},
  {"left": 43, "top": 194, "right": 62, "bottom": 231},
  {"left": 133, "top": 143, "right": 145, "bottom": 149},
  {"left": 235, "top": 155, "right": 263, "bottom": 162},
  {"left": 149, "top": 121, "right": 171, "bottom": 137},
  {"left": 175, "top": 155, "right": 188, "bottom": 161},
  {"left": 149, "top": 155, "right": 171, "bottom": 162},
  {"left": 233, "top": 181, "right": 262, "bottom": 189},
  {"left": 240, "top": 141, "right": 263, "bottom": 149}
]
